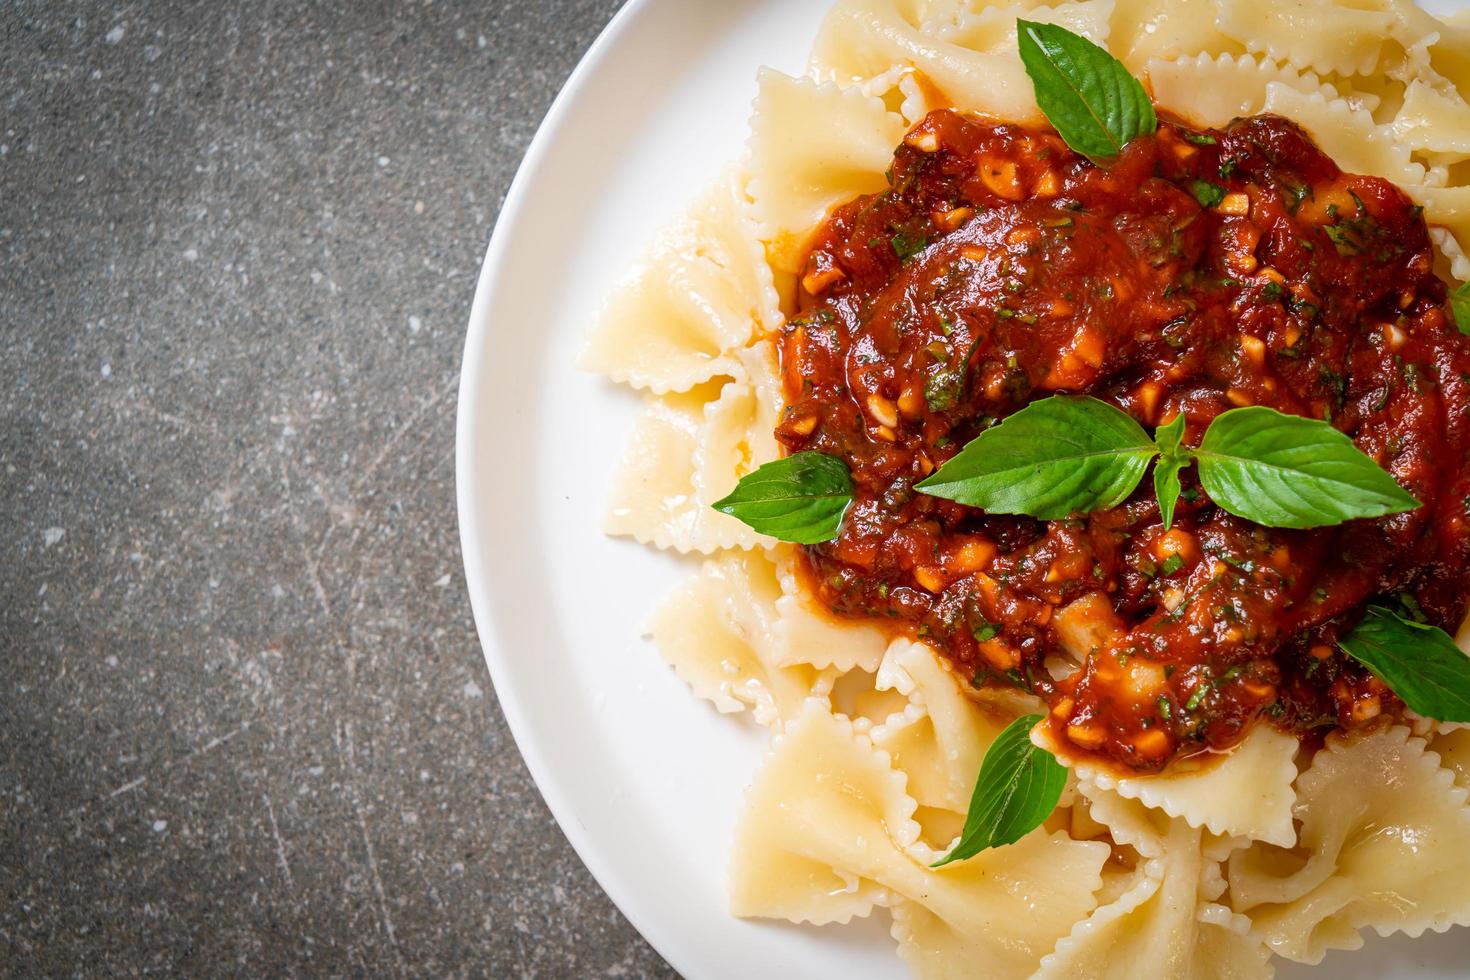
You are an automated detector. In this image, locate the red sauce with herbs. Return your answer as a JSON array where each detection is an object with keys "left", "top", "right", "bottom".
[{"left": 778, "top": 108, "right": 1470, "bottom": 772}]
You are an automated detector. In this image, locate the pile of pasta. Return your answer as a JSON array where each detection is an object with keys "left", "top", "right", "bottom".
[{"left": 582, "top": 0, "right": 1470, "bottom": 975}]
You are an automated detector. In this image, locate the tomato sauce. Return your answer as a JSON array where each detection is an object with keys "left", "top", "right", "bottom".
[{"left": 777, "top": 108, "right": 1470, "bottom": 772}]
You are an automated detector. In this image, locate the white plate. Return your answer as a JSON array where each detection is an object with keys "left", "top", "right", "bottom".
[{"left": 456, "top": 1, "right": 1470, "bottom": 976}]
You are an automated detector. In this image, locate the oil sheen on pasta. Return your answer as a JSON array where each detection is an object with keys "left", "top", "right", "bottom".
[{"left": 777, "top": 108, "right": 1470, "bottom": 772}]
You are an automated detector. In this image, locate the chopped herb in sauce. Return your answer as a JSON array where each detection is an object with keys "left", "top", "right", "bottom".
[
  {"left": 890, "top": 230, "right": 929, "bottom": 261},
  {"left": 1189, "top": 179, "right": 1227, "bottom": 208}
]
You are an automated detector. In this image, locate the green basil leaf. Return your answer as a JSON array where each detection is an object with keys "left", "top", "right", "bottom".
[
  {"left": 1154, "top": 458, "right": 1187, "bottom": 531},
  {"left": 1189, "top": 179, "right": 1227, "bottom": 209},
  {"left": 1195, "top": 406, "right": 1420, "bottom": 529},
  {"left": 933, "top": 714, "right": 1066, "bottom": 866},
  {"left": 1338, "top": 606, "right": 1470, "bottom": 723},
  {"left": 1152, "top": 414, "right": 1188, "bottom": 531},
  {"left": 1451, "top": 282, "right": 1470, "bottom": 337},
  {"left": 915, "top": 395, "right": 1156, "bottom": 519},
  {"left": 1016, "top": 20, "right": 1157, "bottom": 160},
  {"left": 711, "top": 451, "right": 853, "bottom": 544}
]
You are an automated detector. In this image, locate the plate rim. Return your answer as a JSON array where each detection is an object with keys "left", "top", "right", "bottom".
[{"left": 452, "top": 0, "right": 694, "bottom": 975}]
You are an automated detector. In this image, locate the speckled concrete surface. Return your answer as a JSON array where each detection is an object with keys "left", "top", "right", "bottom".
[{"left": 0, "top": 1, "right": 678, "bottom": 975}]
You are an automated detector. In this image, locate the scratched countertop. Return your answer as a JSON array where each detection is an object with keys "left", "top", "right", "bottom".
[{"left": 0, "top": 1, "right": 679, "bottom": 975}]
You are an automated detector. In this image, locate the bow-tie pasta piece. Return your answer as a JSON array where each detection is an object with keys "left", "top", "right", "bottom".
[
  {"left": 1215, "top": 0, "right": 1396, "bottom": 76},
  {"left": 1036, "top": 808, "right": 1270, "bottom": 980},
  {"left": 580, "top": 173, "right": 780, "bottom": 394},
  {"left": 604, "top": 342, "right": 782, "bottom": 554},
  {"left": 1229, "top": 725, "right": 1470, "bottom": 964},
  {"left": 810, "top": 0, "right": 1109, "bottom": 124},
  {"left": 931, "top": 1, "right": 1114, "bottom": 58},
  {"left": 732, "top": 699, "right": 1109, "bottom": 975},
  {"left": 647, "top": 549, "right": 832, "bottom": 726},
  {"left": 1040, "top": 722, "right": 1299, "bottom": 848},
  {"left": 1145, "top": 52, "right": 1366, "bottom": 127},
  {"left": 1408, "top": 184, "right": 1470, "bottom": 280},
  {"left": 1109, "top": 0, "right": 1244, "bottom": 69},
  {"left": 868, "top": 638, "right": 1010, "bottom": 814},
  {"left": 770, "top": 553, "right": 892, "bottom": 673},
  {"left": 747, "top": 69, "right": 906, "bottom": 275}
]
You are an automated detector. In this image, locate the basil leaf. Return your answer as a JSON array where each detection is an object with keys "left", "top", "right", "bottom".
[
  {"left": 1189, "top": 179, "right": 1227, "bottom": 209},
  {"left": 1016, "top": 20, "right": 1157, "bottom": 160},
  {"left": 1154, "top": 459, "right": 1187, "bottom": 531},
  {"left": 1338, "top": 606, "right": 1470, "bottom": 723},
  {"left": 1152, "top": 414, "right": 1188, "bottom": 531},
  {"left": 1195, "top": 406, "right": 1420, "bottom": 529},
  {"left": 916, "top": 396, "right": 1156, "bottom": 519},
  {"left": 711, "top": 451, "right": 853, "bottom": 544},
  {"left": 933, "top": 714, "right": 1066, "bottom": 866},
  {"left": 1451, "top": 282, "right": 1470, "bottom": 337}
]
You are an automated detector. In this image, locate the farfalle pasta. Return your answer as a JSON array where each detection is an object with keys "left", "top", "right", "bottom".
[
  {"left": 1034, "top": 805, "right": 1268, "bottom": 980},
  {"left": 584, "top": 0, "right": 1470, "bottom": 975}
]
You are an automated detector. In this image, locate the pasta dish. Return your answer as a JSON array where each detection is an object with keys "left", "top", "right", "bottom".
[{"left": 581, "top": 0, "right": 1470, "bottom": 975}]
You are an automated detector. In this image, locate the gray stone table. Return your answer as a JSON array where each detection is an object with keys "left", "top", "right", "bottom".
[{"left": 1, "top": 1, "right": 678, "bottom": 975}]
